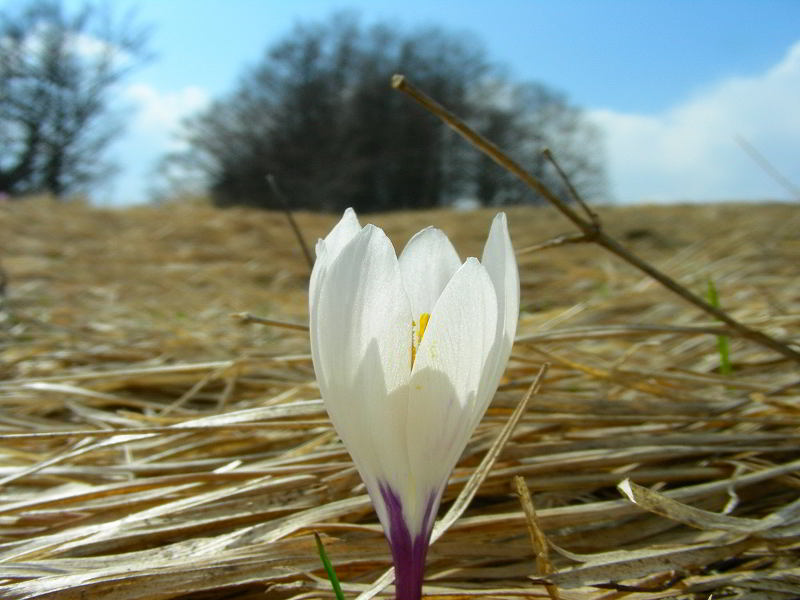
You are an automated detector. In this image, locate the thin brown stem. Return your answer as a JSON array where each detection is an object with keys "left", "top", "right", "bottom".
[
  {"left": 0, "top": 259, "right": 8, "bottom": 298},
  {"left": 231, "top": 312, "right": 309, "bottom": 332},
  {"left": 735, "top": 135, "right": 800, "bottom": 201},
  {"left": 541, "top": 147, "right": 600, "bottom": 228},
  {"left": 267, "top": 174, "right": 315, "bottom": 272},
  {"left": 516, "top": 232, "right": 590, "bottom": 255},
  {"left": 514, "top": 475, "right": 561, "bottom": 600},
  {"left": 391, "top": 74, "right": 800, "bottom": 364},
  {"left": 390, "top": 75, "right": 592, "bottom": 233}
]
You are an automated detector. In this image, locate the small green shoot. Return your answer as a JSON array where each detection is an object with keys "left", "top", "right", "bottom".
[
  {"left": 707, "top": 277, "right": 733, "bottom": 375},
  {"left": 314, "top": 532, "right": 345, "bottom": 600}
]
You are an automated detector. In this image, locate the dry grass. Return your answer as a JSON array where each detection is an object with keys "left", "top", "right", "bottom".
[{"left": 1, "top": 197, "right": 799, "bottom": 599}]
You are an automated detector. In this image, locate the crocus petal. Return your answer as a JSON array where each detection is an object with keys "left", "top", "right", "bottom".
[
  {"left": 315, "top": 207, "right": 361, "bottom": 261},
  {"left": 310, "top": 207, "right": 362, "bottom": 314},
  {"left": 314, "top": 224, "right": 411, "bottom": 394},
  {"left": 398, "top": 227, "right": 461, "bottom": 318},
  {"left": 403, "top": 257, "right": 498, "bottom": 534},
  {"left": 482, "top": 213, "right": 519, "bottom": 347},
  {"left": 309, "top": 208, "right": 363, "bottom": 393},
  {"left": 476, "top": 212, "right": 520, "bottom": 431},
  {"left": 311, "top": 224, "right": 413, "bottom": 508}
]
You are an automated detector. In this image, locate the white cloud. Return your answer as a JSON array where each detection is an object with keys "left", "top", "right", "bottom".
[
  {"left": 589, "top": 41, "right": 800, "bottom": 203},
  {"left": 71, "top": 31, "right": 130, "bottom": 65},
  {"left": 98, "top": 84, "right": 209, "bottom": 205},
  {"left": 125, "top": 83, "right": 210, "bottom": 147}
]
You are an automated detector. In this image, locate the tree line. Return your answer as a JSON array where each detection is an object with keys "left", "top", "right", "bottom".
[
  {"left": 0, "top": 0, "right": 149, "bottom": 198},
  {"left": 1, "top": 3, "right": 606, "bottom": 210},
  {"left": 175, "top": 13, "right": 606, "bottom": 211}
]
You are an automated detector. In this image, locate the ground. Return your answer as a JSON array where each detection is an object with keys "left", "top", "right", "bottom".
[{"left": 0, "top": 198, "right": 798, "bottom": 599}]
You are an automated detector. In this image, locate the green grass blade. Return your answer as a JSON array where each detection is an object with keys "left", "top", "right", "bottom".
[
  {"left": 314, "top": 532, "right": 346, "bottom": 600},
  {"left": 707, "top": 277, "right": 733, "bottom": 375}
]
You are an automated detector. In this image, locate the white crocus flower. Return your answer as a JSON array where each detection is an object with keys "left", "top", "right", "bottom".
[{"left": 310, "top": 208, "right": 519, "bottom": 600}]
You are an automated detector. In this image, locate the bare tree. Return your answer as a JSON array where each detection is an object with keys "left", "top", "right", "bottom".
[
  {"left": 174, "top": 13, "right": 605, "bottom": 211},
  {"left": 0, "top": 0, "right": 149, "bottom": 197},
  {"left": 469, "top": 81, "right": 607, "bottom": 205}
]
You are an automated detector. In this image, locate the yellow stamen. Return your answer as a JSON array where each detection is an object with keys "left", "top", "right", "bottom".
[
  {"left": 418, "top": 313, "right": 430, "bottom": 344},
  {"left": 411, "top": 312, "right": 431, "bottom": 368}
]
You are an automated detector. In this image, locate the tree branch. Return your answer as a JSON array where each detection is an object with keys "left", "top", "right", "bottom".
[{"left": 391, "top": 74, "right": 800, "bottom": 364}]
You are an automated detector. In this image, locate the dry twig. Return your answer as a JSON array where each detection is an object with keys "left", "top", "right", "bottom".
[{"left": 390, "top": 73, "right": 800, "bottom": 364}]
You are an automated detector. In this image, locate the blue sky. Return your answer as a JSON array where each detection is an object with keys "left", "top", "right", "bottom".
[{"left": 55, "top": 0, "right": 800, "bottom": 204}]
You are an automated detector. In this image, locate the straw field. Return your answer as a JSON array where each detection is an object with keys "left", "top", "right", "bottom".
[{"left": 1, "top": 198, "right": 799, "bottom": 599}]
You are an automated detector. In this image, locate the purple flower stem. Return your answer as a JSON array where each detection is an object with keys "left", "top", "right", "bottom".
[{"left": 379, "top": 484, "right": 439, "bottom": 600}]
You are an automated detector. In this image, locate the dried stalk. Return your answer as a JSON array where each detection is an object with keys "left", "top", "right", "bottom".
[
  {"left": 514, "top": 475, "right": 560, "bottom": 600},
  {"left": 267, "top": 174, "right": 315, "bottom": 271},
  {"left": 735, "top": 135, "right": 800, "bottom": 201},
  {"left": 231, "top": 312, "right": 310, "bottom": 331},
  {"left": 390, "top": 74, "right": 800, "bottom": 364}
]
